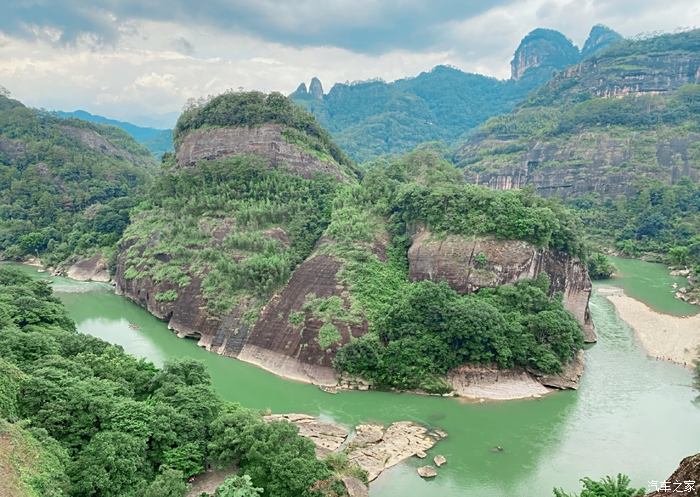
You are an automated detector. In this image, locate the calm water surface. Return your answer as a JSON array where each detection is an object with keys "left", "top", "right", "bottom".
[{"left": 12, "top": 261, "right": 700, "bottom": 497}]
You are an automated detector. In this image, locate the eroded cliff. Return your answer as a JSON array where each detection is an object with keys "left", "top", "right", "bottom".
[{"left": 408, "top": 230, "right": 594, "bottom": 341}]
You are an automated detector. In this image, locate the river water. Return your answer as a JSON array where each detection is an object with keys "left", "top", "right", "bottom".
[{"left": 12, "top": 259, "right": 700, "bottom": 497}]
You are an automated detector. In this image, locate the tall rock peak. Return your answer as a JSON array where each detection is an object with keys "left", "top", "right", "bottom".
[
  {"left": 292, "top": 82, "right": 308, "bottom": 96},
  {"left": 581, "top": 24, "right": 623, "bottom": 58},
  {"left": 510, "top": 28, "right": 580, "bottom": 80},
  {"left": 309, "top": 77, "right": 324, "bottom": 100}
]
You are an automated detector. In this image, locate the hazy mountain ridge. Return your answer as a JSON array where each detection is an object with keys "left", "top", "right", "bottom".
[
  {"left": 54, "top": 109, "right": 174, "bottom": 158},
  {"left": 291, "top": 25, "right": 622, "bottom": 161}
]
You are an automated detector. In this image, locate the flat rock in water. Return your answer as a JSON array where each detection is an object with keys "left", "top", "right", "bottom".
[
  {"left": 417, "top": 466, "right": 437, "bottom": 478},
  {"left": 264, "top": 413, "right": 349, "bottom": 457},
  {"left": 268, "top": 414, "right": 446, "bottom": 482},
  {"left": 434, "top": 454, "right": 447, "bottom": 466}
]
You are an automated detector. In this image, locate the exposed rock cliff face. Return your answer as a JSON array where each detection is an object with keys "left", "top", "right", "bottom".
[
  {"left": 460, "top": 30, "right": 700, "bottom": 199},
  {"left": 462, "top": 131, "right": 700, "bottom": 199},
  {"left": 511, "top": 28, "right": 580, "bottom": 80},
  {"left": 175, "top": 124, "right": 350, "bottom": 181},
  {"left": 581, "top": 24, "right": 622, "bottom": 58},
  {"left": 309, "top": 77, "right": 324, "bottom": 100},
  {"left": 237, "top": 251, "right": 368, "bottom": 385},
  {"left": 65, "top": 254, "right": 110, "bottom": 282},
  {"left": 407, "top": 230, "right": 595, "bottom": 341}
]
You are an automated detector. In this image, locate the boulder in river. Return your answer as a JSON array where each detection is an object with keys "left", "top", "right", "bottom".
[
  {"left": 264, "top": 414, "right": 446, "bottom": 482},
  {"left": 417, "top": 466, "right": 438, "bottom": 478}
]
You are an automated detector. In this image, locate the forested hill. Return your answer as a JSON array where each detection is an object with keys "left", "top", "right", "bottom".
[
  {"left": 0, "top": 94, "right": 156, "bottom": 268},
  {"left": 54, "top": 109, "right": 174, "bottom": 158},
  {"left": 457, "top": 28, "right": 700, "bottom": 299},
  {"left": 291, "top": 25, "right": 621, "bottom": 162}
]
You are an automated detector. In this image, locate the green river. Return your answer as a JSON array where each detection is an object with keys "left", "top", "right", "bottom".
[{"left": 13, "top": 258, "right": 700, "bottom": 497}]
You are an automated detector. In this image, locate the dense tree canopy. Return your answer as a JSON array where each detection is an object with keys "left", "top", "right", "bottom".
[
  {"left": 0, "top": 267, "right": 352, "bottom": 497},
  {"left": 0, "top": 95, "right": 155, "bottom": 267}
]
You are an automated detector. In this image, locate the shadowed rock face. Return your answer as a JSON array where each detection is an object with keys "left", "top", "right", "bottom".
[
  {"left": 175, "top": 124, "right": 349, "bottom": 181},
  {"left": 238, "top": 252, "right": 368, "bottom": 385},
  {"left": 407, "top": 230, "right": 595, "bottom": 341}
]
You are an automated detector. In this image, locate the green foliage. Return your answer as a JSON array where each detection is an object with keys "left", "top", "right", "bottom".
[
  {"left": 0, "top": 420, "right": 70, "bottom": 497},
  {"left": 575, "top": 179, "right": 700, "bottom": 293},
  {"left": 317, "top": 323, "right": 342, "bottom": 349},
  {"left": 553, "top": 474, "right": 645, "bottom": 497},
  {"left": 174, "top": 91, "right": 351, "bottom": 168},
  {"left": 155, "top": 290, "right": 178, "bottom": 303},
  {"left": 0, "top": 95, "right": 154, "bottom": 267},
  {"left": 0, "top": 267, "right": 336, "bottom": 497},
  {"left": 395, "top": 183, "right": 585, "bottom": 256},
  {"left": 208, "top": 404, "right": 335, "bottom": 497},
  {"left": 143, "top": 468, "right": 187, "bottom": 497},
  {"left": 292, "top": 65, "right": 552, "bottom": 161},
  {"left": 587, "top": 254, "right": 615, "bottom": 280},
  {"left": 335, "top": 278, "right": 584, "bottom": 391},
  {"left": 121, "top": 156, "right": 338, "bottom": 316},
  {"left": 214, "top": 475, "right": 263, "bottom": 497}
]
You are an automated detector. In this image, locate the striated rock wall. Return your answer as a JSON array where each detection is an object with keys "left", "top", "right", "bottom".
[
  {"left": 175, "top": 124, "right": 349, "bottom": 181},
  {"left": 407, "top": 230, "right": 595, "bottom": 341},
  {"left": 462, "top": 131, "right": 700, "bottom": 199}
]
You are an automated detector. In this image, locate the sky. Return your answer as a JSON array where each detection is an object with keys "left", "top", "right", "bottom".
[{"left": 1, "top": 0, "right": 698, "bottom": 128}]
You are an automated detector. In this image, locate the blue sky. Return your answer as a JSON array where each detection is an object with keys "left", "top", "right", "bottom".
[{"left": 1, "top": 0, "right": 698, "bottom": 127}]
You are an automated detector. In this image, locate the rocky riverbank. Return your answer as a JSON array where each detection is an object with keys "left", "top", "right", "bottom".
[{"left": 264, "top": 414, "right": 447, "bottom": 485}]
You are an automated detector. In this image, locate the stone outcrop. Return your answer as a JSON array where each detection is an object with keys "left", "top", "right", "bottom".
[
  {"left": 447, "top": 363, "right": 552, "bottom": 399},
  {"left": 264, "top": 414, "right": 349, "bottom": 457},
  {"left": 581, "top": 24, "right": 622, "bottom": 58},
  {"left": 265, "top": 414, "right": 446, "bottom": 483},
  {"left": 237, "top": 251, "right": 368, "bottom": 385},
  {"left": 342, "top": 477, "right": 369, "bottom": 497},
  {"left": 175, "top": 124, "right": 349, "bottom": 181},
  {"left": 65, "top": 254, "right": 110, "bottom": 282},
  {"left": 461, "top": 131, "right": 700, "bottom": 199},
  {"left": 309, "top": 77, "right": 324, "bottom": 100},
  {"left": 417, "top": 466, "right": 437, "bottom": 478},
  {"left": 511, "top": 28, "right": 580, "bottom": 80},
  {"left": 407, "top": 230, "right": 595, "bottom": 341},
  {"left": 647, "top": 453, "right": 700, "bottom": 496},
  {"left": 0, "top": 137, "right": 27, "bottom": 162},
  {"left": 60, "top": 125, "right": 146, "bottom": 165}
]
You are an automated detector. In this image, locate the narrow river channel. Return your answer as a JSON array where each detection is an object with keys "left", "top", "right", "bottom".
[{"left": 12, "top": 259, "right": 700, "bottom": 497}]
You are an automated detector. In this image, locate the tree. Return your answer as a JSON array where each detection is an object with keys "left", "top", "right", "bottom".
[
  {"left": 587, "top": 254, "right": 615, "bottom": 280},
  {"left": 214, "top": 475, "right": 263, "bottom": 497},
  {"left": 69, "top": 431, "right": 149, "bottom": 497},
  {"left": 553, "top": 474, "right": 645, "bottom": 497},
  {"left": 143, "top": 468, "right": 187, "bottom": 497}
]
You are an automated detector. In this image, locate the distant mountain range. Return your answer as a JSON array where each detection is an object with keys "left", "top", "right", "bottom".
[
  {"left": 50, "top": 25, "right": 623, "bottom": 164},
  {"left": 291, "top": 25, "right": 622, "bottom": 161},
  {"left": 53, "top": 109, "right": 173, "bottom": 158}
]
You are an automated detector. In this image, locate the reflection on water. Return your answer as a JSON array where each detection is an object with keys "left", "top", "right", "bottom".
[{"left": 8, "top": 263, "right": 700, "bottom": 497}]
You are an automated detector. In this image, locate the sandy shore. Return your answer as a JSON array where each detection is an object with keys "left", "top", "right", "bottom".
[{"left": 598, "top": 286, "right": 700, "bottom": 368}]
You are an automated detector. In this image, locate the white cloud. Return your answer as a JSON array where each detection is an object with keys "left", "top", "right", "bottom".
[{"left": 0, "top": 1, "right": 697, "bottom": 127}]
